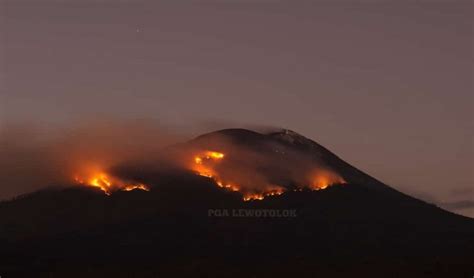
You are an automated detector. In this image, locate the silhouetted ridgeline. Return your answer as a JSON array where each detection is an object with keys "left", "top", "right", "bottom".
[{"left": 0, "top": 129, "right": 472, "bottom": 277}]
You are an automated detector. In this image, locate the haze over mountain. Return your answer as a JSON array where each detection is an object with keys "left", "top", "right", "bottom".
[
  {"left": 2, "top": 1, "right": 471, "bottom": 276},
  {"left": 0, "top": 128, "right": 472, "bottom": 277},
  {"left": 3, "top": 0, "right": 472, "bottom": 219}
]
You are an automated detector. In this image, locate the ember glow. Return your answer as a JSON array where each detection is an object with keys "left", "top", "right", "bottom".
[
  {"left": 74, "top": 171, "right": 150, "bottom": 195},
  {"left": 191, "top": 150, "right": 252, "bottom": 197},
  {"left": 190, "top": 150, "right": 345, "bottom": 201},
  {"left": 73, "top": 148, "right": 344, "bottom": 199},
  {"left": 243, "top": 188, "right": 284, "bottom": 201},
  {"left": 194, "top": 151, "right": 225, "bottom": 165},
  {"left": 309, "top": 170, "right": 346, "bottom": 191},
  {"left": 192, "top": 151, "right": 225, "bottom": 179}
]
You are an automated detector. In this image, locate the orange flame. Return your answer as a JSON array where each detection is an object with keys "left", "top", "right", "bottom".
[
  {"left": 122, "top": 184, "right": 149, "bottom": 192},
  {"left": 310, "top": 170, "right": 346, "bottom": 191},
  {"left": 74, "top": 171, "right": 149, "bottom": 195},
  {"left": 190, "top": 150, "right": 344, "bottom": 201},
  {"left": 74, "top": 150, "right": 345, "bottom": 199},
  {"left": 243, "top": 188, "right": 285, "bottom": 201},
  {"left": 192, "top": 151, "right": 225, "bottom": 179}
]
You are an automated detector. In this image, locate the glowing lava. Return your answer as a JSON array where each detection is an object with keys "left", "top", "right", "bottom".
[{"left": 74, "top": 171, "right": 149, "bottom": 195}]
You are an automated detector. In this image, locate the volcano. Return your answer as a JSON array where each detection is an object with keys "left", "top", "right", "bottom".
[{"left": 0, "top": 128, "right": 472, "bottom": 278}]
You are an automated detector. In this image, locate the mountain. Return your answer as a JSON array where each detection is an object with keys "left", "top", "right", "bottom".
[
  {"left": 0, "top": 128, "right": 472, "bottom": 278},
  {"left": 190, "top": 128, "right": 396, "bottom": 191}
]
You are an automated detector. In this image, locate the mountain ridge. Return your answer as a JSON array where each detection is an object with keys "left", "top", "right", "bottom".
[{"left": 0, "top": 128, "right": 472, "bottom": 277}]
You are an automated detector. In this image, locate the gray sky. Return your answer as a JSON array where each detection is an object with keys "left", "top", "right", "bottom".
[{"left": 1, "top": 0, "right": 473, "bottom": 217}]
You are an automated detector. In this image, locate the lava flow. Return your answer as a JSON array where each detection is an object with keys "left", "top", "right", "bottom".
[{"left": 74, "top": 171, "right": 150, "bottom": 195}]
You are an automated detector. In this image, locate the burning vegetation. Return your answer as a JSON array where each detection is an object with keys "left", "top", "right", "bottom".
[
  {"left": 69, "top": 129, "right": 345, "bottom": 200},
  {"left": 190, "top": 149, "right": 345, "bottom": 201},
  {"left": 310, "top": 169, "right": 346, "bottom": 191},
  {"left": 72, "top": 148, "right": 344, "bottom": 200},
  {"left": 3, "top": 122, "right": 348, "bottom": 202},
  {"left": 74, "top": 171, "right": 149, "bottom": 195}
]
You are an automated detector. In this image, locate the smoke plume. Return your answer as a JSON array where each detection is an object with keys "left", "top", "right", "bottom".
[{"left": 0, "top": 120, "right": 183, "bottom": 200}]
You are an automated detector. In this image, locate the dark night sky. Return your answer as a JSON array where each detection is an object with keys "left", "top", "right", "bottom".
[{"left": 1, "top": 0, "right": 473, "bottom": 217}]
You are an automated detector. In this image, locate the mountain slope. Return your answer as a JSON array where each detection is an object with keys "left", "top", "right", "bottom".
[
  {"left": 0, "top": 128, "right": 472, "bottom": 277},
  {"left": 190, "top": 128, "right": 415, "bottom": 194}
]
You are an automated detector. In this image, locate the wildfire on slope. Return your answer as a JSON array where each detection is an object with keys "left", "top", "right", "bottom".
[
  {"left": 243, "top": 188, "right": 285, "bottom": 201},
  {"left": 192, "top": 151, "right": 225, "bottom": 178},
  {"left": 308, "top": 169, "right": 346, "bottom": 191},
  {"left": 73, "top": 171, "right": 149, "bottom": 195},
  {"left": 71, "top": 148, "right": 344, "bottom": 199},
  {"left": 190, "top": 150, "right": 345, "bottom": 201}
]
